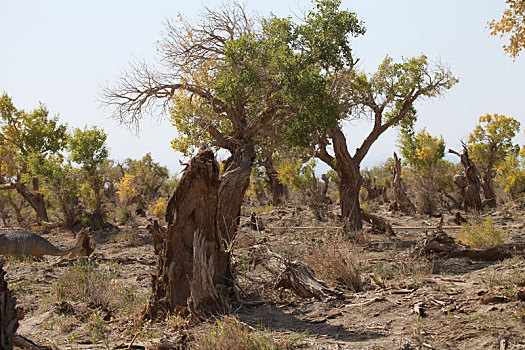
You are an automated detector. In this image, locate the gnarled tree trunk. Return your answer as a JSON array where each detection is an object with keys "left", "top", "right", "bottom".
[
  {"left": 449, "top": 146, "right": 483, "bottom": 212},
  {"left": 0, "top": 179, "right": 49, "bottom": 223},
  {"left": 392, "top": 152, "right": 416, "bottom": 214},
  {"left": 263, "top": 158, "right": 287, "bottom": 207},
  {"left": 330, "top": 128, "right": 363, "bottom": 232},
  {"left": 480, "top": 172, "right": 497, "bottom": 208},
  {"left": 145, "top": 149, "right": 231, "bottom": 319},
  {"left": 1, "top": 258, "right": 18, "bottom": 350}
]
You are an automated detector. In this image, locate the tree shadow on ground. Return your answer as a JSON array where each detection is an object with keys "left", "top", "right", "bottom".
[{"left": 236, "top": 303, "right": 388, "bottom": 343}]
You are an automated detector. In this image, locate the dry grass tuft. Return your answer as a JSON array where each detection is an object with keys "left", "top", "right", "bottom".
[
  {"left": 54, "top": 259, "right": 145, "bottom": 313},
  {"left": 305, "top": 231, "right": 365, "bottom": 292},
  {"left": 190, "top": 315, "right": 305, "bottom": 349}
]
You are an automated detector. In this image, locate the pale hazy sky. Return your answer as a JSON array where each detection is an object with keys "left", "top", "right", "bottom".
[{"left": 1, "top": 1, "right": 523, "bottom": 174}]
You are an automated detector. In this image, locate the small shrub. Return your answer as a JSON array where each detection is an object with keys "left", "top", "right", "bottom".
[
  {"left": 252, "top": 204, "right": 275, "bottom": 215},
  {"left": 458, "top": 218, "right": 508, "bottom": 248},
  {"left": 148, "top": 196, "right": 167, "bottom": 222},
  {"left": 191, "top": 316, "right": 305, "bottom": 349},
  {"left": 54, "top": 259, "right": 144, "bottom": 313}
]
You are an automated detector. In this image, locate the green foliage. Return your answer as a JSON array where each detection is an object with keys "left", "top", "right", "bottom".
[
  {"left": 458, "top": 218, "right": 508, "bottom": 248},
  {"left": 275, "top": 158, "right": 317, "bottom": 193},
  {"left": 122, "top": 153, "right": 169, "bottom": 202},
  {"left": 27, "top": 153, "right": 81, "bottom": 225},
  {"left": 398, "top": 128, "right": 445, "bottom": 172},
  {"left": 344, "top": 55, "right": 458, "bottom": 126},
  {"left": 433, "top": 159, "right": 462, "bottom": 193},
  {"left": 68, "top": 126, "right": 109, "bottom": 175},
  {"left": 361, "top": 158, "right": 394, "bottom": 188},
  {"left": 262, "top": 0, "right": 366, "bottom": 147},
  {"left": 496, "top": 152, "right": 525, "bottom": 198},
  {"left": 468, "top": 113, "right": 521, "bottom": 174},
  {"left": 0, "top": 93, "right": 68, "bottom": 176}
]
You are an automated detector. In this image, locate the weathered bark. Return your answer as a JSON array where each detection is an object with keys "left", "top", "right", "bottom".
[
  {"left": 145, "top": 149, "right": 231, "bottom": 319},
  {"left": 392, "top": 153, "right": 416, "bottom": 214},
  {"left": 218, "top": 143, "right": 255, "bottom": 244},
  {"left": 480, "top": 173, "right": 497, "bottom": 208},
  {"left": 321, "top": 174, "right": 330, "bottom": 199},
  {"left": 6, "top": 196, "right": 23, "bottom": 226},
  {"left": 74, "top": 228, "right": 96, "bottom": 257},
  {"left": 1, "top": 258, "right": 19, "bottom": 350},
  {"left": 449, "top": 146, "right": 483, "bottom": 212},
  {"left": 330, "top": 128, "right": 363, "bottom": 232}
]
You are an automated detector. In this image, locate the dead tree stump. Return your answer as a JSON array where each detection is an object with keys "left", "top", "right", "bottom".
[
  {"left": 1, "top": 258, "right": 18, "bottom": 350},
  {"left": 449, "top": 146, "right": 483, "bottom": 212},
  {"left": 145, "top": 149, "right": 231, "bottom": 319},
  {"left": 392, "top": 152, "right": 416, "bottom": 214}
]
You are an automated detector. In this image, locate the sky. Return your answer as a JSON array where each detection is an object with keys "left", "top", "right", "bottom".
[{"left": 1, "top": 0, "right": 524, "bottom": 175}]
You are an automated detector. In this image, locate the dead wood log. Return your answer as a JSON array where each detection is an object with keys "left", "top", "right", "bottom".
[
  {"left": 361, "top": 210, "right": 394, "bottom": 235},
  {"left": 248, "top": 245, "right": 344, "bottom": 300},
  {"left": 417, "top": 231, "right": 515, "bottom": 261},
  {"left": 1, "top": 258, "right": 18, "bottom": 350},
  {"left": 147, "top": 220, "right": 166, "bottom": 255},
  {"left": 392, "top": 153, "right": 416, "bottom": 214},
  {"left": 145, "top": 149, "right": 231, "bottom": 319},
  {"left": 13, "top": 334, "right": 51, "bottom": 350}
]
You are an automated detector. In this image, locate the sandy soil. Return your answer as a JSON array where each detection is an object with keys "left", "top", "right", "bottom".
[{"left": 3, "top": 200, "right": 525, "bottom": 349}]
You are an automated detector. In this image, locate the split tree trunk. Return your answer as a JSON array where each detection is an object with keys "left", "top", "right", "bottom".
[
  {"left": 218, "top": 143, "right": 255, "bottom": 244},
  {"left": 1, "top": 258, "right": 19, "bottom": 350},
  {"left": 392, "top": 152, "right": 416, "bottom": 214},
  {"left": 145, "top": 149, "right": 231, "bottom": 319}
]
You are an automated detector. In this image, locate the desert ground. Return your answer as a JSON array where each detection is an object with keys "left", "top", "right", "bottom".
[{"left": 3, "top": 199, "right": 525, "bottom": 349}]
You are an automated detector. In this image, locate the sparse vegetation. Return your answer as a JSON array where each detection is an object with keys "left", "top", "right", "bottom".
[
  {"left": 191, "top": 316, "right": 306, "bottom": 350},
  {"left": 54, "top": 259, "right": 145, "bottom": 313},
  {"left": 458, "top": 218, "right": 508, "bottom": 248},
  {"left": 1, "top": 1, "right": 525, "bottom": 349}
]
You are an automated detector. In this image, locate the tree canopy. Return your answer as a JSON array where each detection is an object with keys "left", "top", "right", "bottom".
[{"left": 488, "top": 0, "right": 525, "bottom": 59}]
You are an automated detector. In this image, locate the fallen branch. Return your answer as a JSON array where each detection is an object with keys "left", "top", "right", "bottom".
[
  {"left": 417, "top": 231, "right": 518, "bottom": 261},
  {"left": 361, "top": 210, "right": 394, "bottom": 235},
  {"left": 248, "top": 244, "right": 344, "bottom": 300}
]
